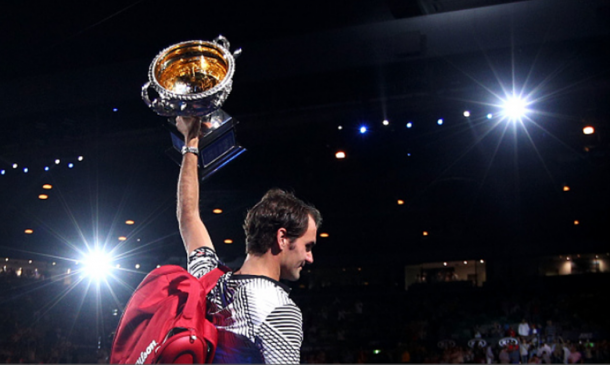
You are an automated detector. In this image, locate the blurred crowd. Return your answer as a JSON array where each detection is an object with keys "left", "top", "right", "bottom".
[
  {"left": 293, "top": 273, "right": 609, "bottom": 363},
  {"left": 1, "top": 266, "right": 608, "bottom": 363}
]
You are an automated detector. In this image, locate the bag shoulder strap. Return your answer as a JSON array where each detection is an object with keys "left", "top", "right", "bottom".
[
  {"left": 199, "top": 265, "right": 230, "bottom": 292},
  {"left": 182, "top": 265, "right": 230, "bottom": 320}
]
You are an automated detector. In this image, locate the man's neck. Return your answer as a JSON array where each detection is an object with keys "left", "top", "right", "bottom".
[{"left": 235, "top": 253, "right": 280, "bottom": 281}]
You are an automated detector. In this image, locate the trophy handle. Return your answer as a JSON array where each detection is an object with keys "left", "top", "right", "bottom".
[
  {"left": 142, "top": 81, "right": 154, "bottom": 108},
  {"left": 214, "top": 35, "right": 230, "bottom": 50},
  {"left": 214, "top": 35, "right": 241, "bottom": 58}
]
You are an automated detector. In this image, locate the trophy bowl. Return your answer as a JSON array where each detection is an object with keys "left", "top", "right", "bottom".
[
  {"left": 142, "top": 35, "right": 241, "bottom": 117},
  {"left": 142, "top": 35, "right": 246, "bottom": 181}
]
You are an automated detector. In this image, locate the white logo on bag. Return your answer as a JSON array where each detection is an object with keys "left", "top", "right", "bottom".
[{"left": 135, "top": 340, "right": 157, "bottom": 364}]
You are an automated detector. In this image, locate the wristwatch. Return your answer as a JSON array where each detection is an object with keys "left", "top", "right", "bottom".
[{"left": 181, "top": 146, "right": 199, "bottom": 156}]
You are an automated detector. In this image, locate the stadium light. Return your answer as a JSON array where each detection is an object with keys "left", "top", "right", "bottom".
[
  {"left": 502, "top": 96, "right": 529, "bottom": 122},
  {"left": 81, "top": 248, "right": 114, "bottom": 280}
]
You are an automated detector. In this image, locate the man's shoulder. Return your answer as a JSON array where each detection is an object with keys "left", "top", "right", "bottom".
[
  {"left": 232, "top": 275, "right": 294, "bottom": 304},
  {"left": 188, "top": 247, "right": 220, "bottom": 278},
  {"left": 225, "top": 275, "right": 300, "bottom": 321}
]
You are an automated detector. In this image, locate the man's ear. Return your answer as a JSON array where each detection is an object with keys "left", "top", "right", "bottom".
[{"left": 276, "top": 228, "right": 287, "bottom": 250}]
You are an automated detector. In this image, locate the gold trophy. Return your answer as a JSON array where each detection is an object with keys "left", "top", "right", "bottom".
[{"left": 142, "top": 35, "right": 245, "bottom": 180}]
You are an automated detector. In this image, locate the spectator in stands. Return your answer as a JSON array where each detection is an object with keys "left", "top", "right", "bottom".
[
  {"left": 538, "top": 341, "right": 553, "bottom": 364},
  {"left": 473, "top": 325, "right": 483, "bottom": 339},
  {"left": 485, "top": 344, "right": 495, "bottom": 364},
  {"left": 559, "top": 337, "right": 571, "bottom": 364},
  {"left": 499, "top": 346, "right": 510, "bottom": 364},
  {"left": 519, "top": 337, "right": 531, "bottom": 364},
  {"left": 567, "top": 344, "right": 582, "bottom": 364},
  {"left": 529, "top": 354, "right": 542, "bottom": 364},
  {"left": 508, "top": 343, "right": 520, "bottom": 364},
  {"left": 519, "top": 318, "right": 531, "bottom": 338},
  {"left": 492, "top": 322, "right": 504, "bottom": 337},
  {"left": 582, "top": 340, "right": 593, "bottom": 363},
  {"left": 551, "top": 344, "right": 564, "bottom": 363},
  {"left": 545, "top": 320, "right": 557, "bottom": 344}
]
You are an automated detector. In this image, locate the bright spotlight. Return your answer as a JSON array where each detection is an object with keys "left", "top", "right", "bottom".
[
  {"left": 583, "top": 126, "right": 595, "bottom": 135},
  {"left": 406, "top": 122, "right": 413, "bottom": 128},
  {"left": 463, "top": 111, "right": 471, "bottom": 117},
  {"left": 487, "top": 113, "right": 493, "bottom": 119},
  {"left": 359, "top": 126, "right": 367, "bottom": 134},
  {"left": 81, "top": 249, "right": 113, "bottom": 280},
  {"left": 502, "top": 96, "right": 528, "bottom": 121},
  {"left": 437, "top": 118, "right": 444, "bottom": 125}
]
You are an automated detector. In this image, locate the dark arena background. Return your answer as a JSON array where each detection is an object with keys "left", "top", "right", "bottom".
[{"left": 1, "top": 0, "right": 609, "bottom": 363}]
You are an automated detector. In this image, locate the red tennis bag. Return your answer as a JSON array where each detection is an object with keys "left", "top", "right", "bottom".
[{"left": 110, "top": 264, "right": 228, "bottom": 364}]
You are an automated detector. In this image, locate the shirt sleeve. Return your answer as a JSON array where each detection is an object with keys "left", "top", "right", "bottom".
[
  {"left": 187, "top": 246, "right": 219, "bottom": 279},
  {"left": 256, "top": 304, "right": 303, "bottom": 364}
]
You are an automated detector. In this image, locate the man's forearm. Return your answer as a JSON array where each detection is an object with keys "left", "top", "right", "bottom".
[
  {"left": 177, "top": 137, "right": 214, "bottom": 253},
  {"left": 177, "top": 147, "right": 200, "bottom": 223}
]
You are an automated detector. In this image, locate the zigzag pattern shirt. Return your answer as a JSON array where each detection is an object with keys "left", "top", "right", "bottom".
[{"left": 188, "top": 247, "right": 303, "bottom": 364}]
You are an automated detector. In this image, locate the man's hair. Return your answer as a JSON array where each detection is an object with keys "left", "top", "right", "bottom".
[{"left": 243, "top": 188, "right": 322, "bottom": 255}]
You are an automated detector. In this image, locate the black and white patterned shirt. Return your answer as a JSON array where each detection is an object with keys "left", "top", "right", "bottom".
[{"left": 188, "top": 247, "right": 303, "bottom": 364}]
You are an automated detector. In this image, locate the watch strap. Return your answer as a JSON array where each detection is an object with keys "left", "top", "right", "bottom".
[{"left": 181, "top": 146, "right": 199, "bottom": 155}]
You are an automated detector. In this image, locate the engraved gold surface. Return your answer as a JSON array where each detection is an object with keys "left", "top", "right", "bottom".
[{"left": 154, "top": 44, "right": 228, "bottom": 95}]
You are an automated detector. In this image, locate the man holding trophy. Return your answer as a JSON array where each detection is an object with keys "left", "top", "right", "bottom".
[{"left": 145, "top": 36, "right": 322, "bottom": 363}]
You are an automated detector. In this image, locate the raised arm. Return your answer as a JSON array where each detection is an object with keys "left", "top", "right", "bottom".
[{"left": 176, "top": 116, "right": 215, "bottom": 254}]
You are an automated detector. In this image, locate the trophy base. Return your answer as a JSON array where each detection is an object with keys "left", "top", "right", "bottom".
[{"left": 165, "top": 109, "right": 246, "bottom": 181}]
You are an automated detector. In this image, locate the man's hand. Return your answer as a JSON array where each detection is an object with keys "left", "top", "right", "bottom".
[{"left": 176, "top": 116, "right": 202, "bottom": 141}]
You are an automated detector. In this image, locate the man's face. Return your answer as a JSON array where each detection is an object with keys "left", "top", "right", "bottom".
[{"left": 280, "top": 215, "right": 316, "bottom": 281}]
